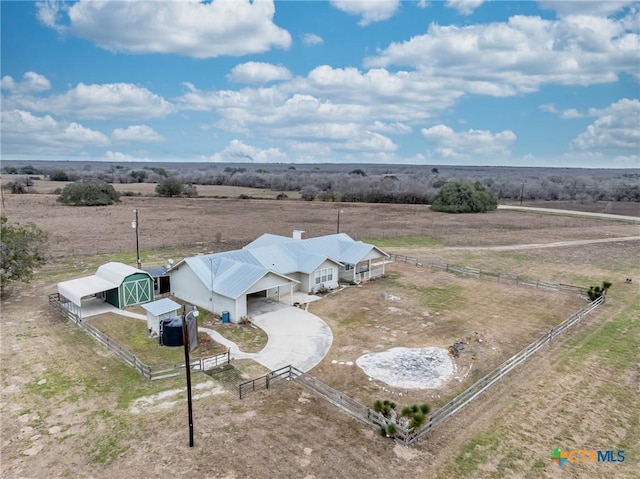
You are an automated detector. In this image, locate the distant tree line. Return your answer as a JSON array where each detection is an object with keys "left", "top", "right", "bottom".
[{"left": 3, "top": 162, "right": 639, "bottom": 204}]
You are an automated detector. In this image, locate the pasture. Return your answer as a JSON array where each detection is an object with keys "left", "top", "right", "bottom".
[{"left": 1, "top": 194, "right": 638, "bottom": 478}]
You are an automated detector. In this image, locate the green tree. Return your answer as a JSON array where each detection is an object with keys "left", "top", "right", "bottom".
[
  {"left": 49, "top": 169, "right": 69, "bottom": 181},
  {"left": 1, "top": 216, "right": 48, "bottom": 294},
  {"left": 431, "top": 181, "right": 497, "bottom": 213},
  {"left": 57, "top": 178, "right": 120, "bottom": 206},
  {"left": 155, "top": 177, "right": 184, "bottom": 197}
]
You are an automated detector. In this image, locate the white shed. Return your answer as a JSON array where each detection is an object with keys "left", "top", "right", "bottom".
[{"left": 140, "top": 298, "right": 182, "bottom": 336}]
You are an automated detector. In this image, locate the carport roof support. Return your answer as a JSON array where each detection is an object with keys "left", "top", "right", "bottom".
[{"left": 58, "top": 276, "right": 119, "bottom": 307}]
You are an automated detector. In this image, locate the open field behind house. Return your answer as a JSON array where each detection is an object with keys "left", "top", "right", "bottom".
[
  {"left": 1, "top": 177, "right": 303, "bottom": 200},
  {"left": 1, "top": 197, "right": 639, "bottom": 479},
  {"left": 2, "top": 194, "right": 638, "bottom": 259}
]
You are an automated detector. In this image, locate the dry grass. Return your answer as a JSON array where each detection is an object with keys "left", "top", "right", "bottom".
[
  {"left": 87, "top": 314, "right": 227, "bottom": 364},
  {"left": 309, "top": 263, "right": 585, "bottom": 409},
  {"left": 1, "top": 196, "right": 638, "bottom": 479}
]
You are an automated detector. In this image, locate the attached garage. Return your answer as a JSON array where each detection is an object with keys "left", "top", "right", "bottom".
[{"left": 57, "top": 262, "right": 154, "bottom": 315}]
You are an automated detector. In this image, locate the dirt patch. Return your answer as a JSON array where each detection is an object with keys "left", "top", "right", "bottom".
[{"left": 356, "top": 347, "right": 455, "bottom": 389}]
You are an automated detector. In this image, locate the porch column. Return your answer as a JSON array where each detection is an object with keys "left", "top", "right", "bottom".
[{"left": 289, "top": 282, "right": 293, "bottom": 305}]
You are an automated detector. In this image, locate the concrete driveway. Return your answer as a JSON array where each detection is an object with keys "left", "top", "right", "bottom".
[
  {"left": 250, "top": 306, "right": 333, "bottom": 372},
  {"left": 202, "top": 303, "right": 333, "bottom": 373}
]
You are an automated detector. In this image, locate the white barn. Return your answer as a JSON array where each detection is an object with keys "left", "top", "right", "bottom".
[{"left": 169, "top": 232, "right": 389, "bottom": 324}]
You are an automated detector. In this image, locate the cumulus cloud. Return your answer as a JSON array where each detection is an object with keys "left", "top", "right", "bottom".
[
  {"left": 1, "top": 72, "right": 51, "bottom": 94},
  {"left": 539, "top": 103, "right": 584, "bottom": 119},
  {"left": 301, "top": 33, "right": 324, "bottom": 46},
  {"left": 571, "top": 98, "right": 640, "bottom": 151},
  {"left": 5, "top": 82, "right": 175, "bottom": 120},
  {"left": 446, "top": 0, "right": 484, "bottom": 16},
  {"left": 538, "top": 1, "right": 634, "bottom": 17},
  {"left": 1, "top": 109, "right": 109, "bottom": 154},
  {"left": 37, "top": 0, "right": 291, "bottom": 58},
  {"left": 330, "top": 0, "right": 400, "bottom": 26},
  {"left": 365, "top": 13, "right": 640, "bottom": 94},
  {"left": 105, "top": 150, "right": 152, "bottom": 162},
  {"left": 209, "top": 139, "right": 286, "bottom": 163},
  {"left": 112, "top": 125, "right": 164, "bottom": 143},
  {"left": 421, "top": 124, "right": 516, "bottom": 160},
  {"left": 227, "top": 62, "right": 292, "bottom": 84}
]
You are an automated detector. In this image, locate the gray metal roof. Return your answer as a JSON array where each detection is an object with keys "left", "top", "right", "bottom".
[
  {"left": 96, "top": 262, "right": 151, "bottom": 284},
  {"left": 245, "top": 233, "right": 388, "bottom": 266},
  {"left": 141, "top": 298, "right": 181, "bottom": 317},
  {"left": 175, "top": 233, "right": 387, "bottom": 299}
]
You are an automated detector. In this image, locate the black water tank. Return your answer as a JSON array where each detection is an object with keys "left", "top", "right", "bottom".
[{"left": 161, "top": 317, "right": 184, "bottom": 347}]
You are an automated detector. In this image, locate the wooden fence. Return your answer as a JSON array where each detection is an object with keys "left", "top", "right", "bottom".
[
  {"left": 389, "top": 254, "right": 587, "bottom": 295},
  {"left": 241, "top": 294, "right": 605, "bottom": 445},
  {"left": 48, "top": 293, "right": 230, "bottom": 380}
]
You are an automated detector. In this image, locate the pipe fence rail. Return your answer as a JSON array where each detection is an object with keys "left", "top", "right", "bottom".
[
  {"left": 389, "top": 254, "right": 588, "bottom": 295},
  {"left": 48, "top": 293, "right": 230, "bottom": 380},
  {"left": 240, "top": 294, "right": 605, "bottom": 446}
]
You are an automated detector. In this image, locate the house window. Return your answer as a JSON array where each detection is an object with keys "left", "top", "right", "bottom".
[
  {"left": 345, "top": 264, "right": 354, "bottom": 271},
  {"left": 315, "top": 268, "right": 334, "bottom": 285}
]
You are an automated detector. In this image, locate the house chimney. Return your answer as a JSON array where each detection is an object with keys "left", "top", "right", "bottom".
[{"left": 293, "top": 230, "right": 305, "bottom": 240}]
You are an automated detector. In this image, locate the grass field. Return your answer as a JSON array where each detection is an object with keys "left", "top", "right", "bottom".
[{"left": 1, "top": 197, "right": 638, "bottom": 479}]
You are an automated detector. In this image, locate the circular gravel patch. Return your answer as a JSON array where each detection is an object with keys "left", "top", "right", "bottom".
[{"left": 356, "top": 347, "right": 455, "bottom": 389}]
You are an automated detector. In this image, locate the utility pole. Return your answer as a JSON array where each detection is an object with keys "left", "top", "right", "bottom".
[
  {"left": 182, "top": 307, "right": 198, "bottom": 447},
  {"left": 132, "top": 209, "right": 141, "bottom": 269},
  {"left": 337, "top": 209, "right": 343, "bottom": 234},
  {"left": 519, "top": 182, "right": 525, "bottom": 206}
]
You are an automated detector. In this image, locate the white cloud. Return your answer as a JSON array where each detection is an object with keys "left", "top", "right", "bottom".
[
  {"left": 370, "top": 121, "right": 412, "bottom": 134},
  {"left": 6, "top": 82, "right": 175, "bottom": 120},
  {"left": 302, "top": 33, "right": 324, "bottom": 46},
  {"left": 112, "top": 125, "right": 164, "bottom": 143},
  {"left": 446, "top": 0, "right": 484, "bottom": 16},
  {"left": 330, "top": 0, "right": 400, "bottom": 26},
  {"left": 537, "top": 1, "right": 634, "bottom": 18},
  {"left": 421, "top": 124, "right": 516, "bottom": 160},
  {"left": 227, "top": 62, "right": 292, "bottom": 84},
  {"left": 209, "top": 139, "right": 286, "bottom": 163},
  {"left": 559, "top": 109, "right": 583, "bottom": 119},
  {"left": 1, "top": 72, "right": 51, "bottom": 94},
  {"left": 1, "top": 109, "right": 109, "bottom": 154},
  {"left": 365, "top": 13, "right": 640, "bottom": 94},
  {"left": 539, "top": 103, "right": 583, "bottom": 119},
  {"left": 38, "top": 0, "right": 291, "bottom": 58},
  {"left": 105, "top": 150, "right": 152, "bottom": 162},
  {"left": 571, "top": 98, "right": 640, "bottom": 151}
]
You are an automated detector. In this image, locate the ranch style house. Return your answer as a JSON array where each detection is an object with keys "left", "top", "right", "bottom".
[{"left": 169, "top": 232, "right": 389, "bottom": 323}]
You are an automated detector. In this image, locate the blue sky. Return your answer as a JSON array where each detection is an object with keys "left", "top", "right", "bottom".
[{"left": 1, "top": 0, "right": 638, "bottom": 167}]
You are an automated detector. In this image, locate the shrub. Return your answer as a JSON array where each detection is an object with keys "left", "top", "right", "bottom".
[
  {"left": 57, "top": 178, "right": 120, "bottom": 206},
  {"left": 49, "top": 169, "right": 68, "bottom": 181},
  {"left": 431, "top": 181, "right": 498, "bottom": 213},
  {"left": 155, "top": 177, "right": 184, "bottom": 197},
  {"left": 1, "top": 216, "right": 47, "bottom": 294},
  {"left": 386, "top": 423, "right": 397, "bottom": 437},
  {"left": 276, "top": 193, "right": 288, "bottom": 200},
  {"left": 587, "top": 281, "right": 611, "bottom": 301}
]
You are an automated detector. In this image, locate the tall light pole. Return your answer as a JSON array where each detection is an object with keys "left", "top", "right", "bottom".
[
  {"left": 182, "top": 306, "right": 199, "bottom": 448},
  {"left": 337, "top": 209, "right": 344, "bottom": 234},
  {"left": 131, "top": 209, "right": 141, "bottom": 269}
]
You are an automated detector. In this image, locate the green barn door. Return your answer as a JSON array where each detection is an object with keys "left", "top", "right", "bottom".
[{"left": 123, "top": 278, "right": 151, "bottom": 306}]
